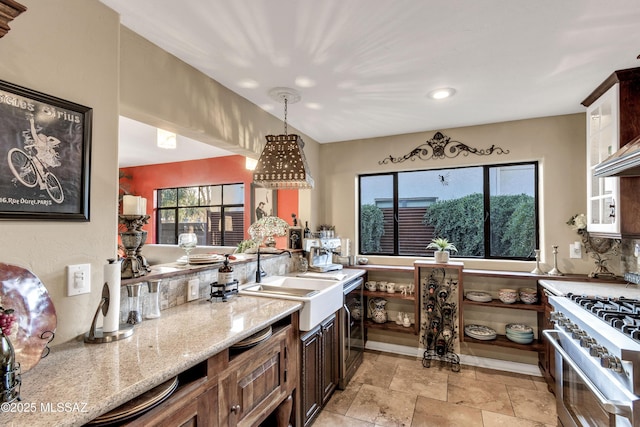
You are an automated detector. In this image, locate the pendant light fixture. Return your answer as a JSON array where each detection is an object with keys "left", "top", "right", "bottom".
[{"left": 253, "top": 87, "right": 314, "bottom": 189}]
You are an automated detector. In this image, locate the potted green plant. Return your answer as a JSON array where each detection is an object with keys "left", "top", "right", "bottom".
[{"left": 426, "top": 238, "right": 457, "bottom": 263}]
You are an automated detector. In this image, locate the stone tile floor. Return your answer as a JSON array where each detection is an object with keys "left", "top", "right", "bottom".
[{"left": 314, "top": 350, "right": 557, "bottom": 427}]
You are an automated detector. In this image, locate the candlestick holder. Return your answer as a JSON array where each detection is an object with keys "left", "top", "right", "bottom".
[
  {"left": 530, "top": 249, "right": 545, "bottom": 274},
  {"left": 547, "top": 245, "right": 564, "bottom": 276},
  {"left": 119, "top": 214, "right": 151, "bottom": 279}
]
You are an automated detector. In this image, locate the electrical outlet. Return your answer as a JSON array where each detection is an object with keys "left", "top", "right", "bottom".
[
  {"left": 188, "top": 278, "right": 200, "bottom": 301},
  {"left": 570, "top": 242, "right": 582, "bottom": 259},
  {"left": 67, "top": 264, "right": 91, "bottom": 296}
]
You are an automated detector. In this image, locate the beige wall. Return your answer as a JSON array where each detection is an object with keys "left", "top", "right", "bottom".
[
  {"left": 118, "top": 27, "right": 323, "bottom": 228},
  {"left": 0, "top": 0, "right": 120, "bottom": 344},
  {"left": 319, "top": 113, "right": 606, "bottom": 276}
]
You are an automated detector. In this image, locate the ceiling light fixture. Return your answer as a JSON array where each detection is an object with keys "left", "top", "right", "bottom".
[
  {"left": 253, "top": 87, "right": 314, "bottom": 189},
  {"left": 245, "top": 157, "right": 258, "bottom": 170},
  {"left": 428, "top": 87, "right": 456, "bottom": 100},
  {"left": 157, "top": 128, "right": 177, "bottom": 149}
]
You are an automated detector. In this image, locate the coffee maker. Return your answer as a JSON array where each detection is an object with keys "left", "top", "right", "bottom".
[{"left": 303, "top": 238, "right": 343, "bottom": 272}]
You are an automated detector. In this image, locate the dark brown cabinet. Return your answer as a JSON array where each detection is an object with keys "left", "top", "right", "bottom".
[
  {"left": 300, "top": 313, "right": 338, "bottom": 427},
  {"left": 120, "top": 314, "right": 299, "bottom": 427},
  {"left": 126, "top": 380, "right": 218, "bottom": 427},
  {"left": 216, "top": 324, "right": 297, "bottom": 427},
  {"left": 538, "top": 286, "right": 555, "bottom": 394},
  {"left": 582, "top": 67, "right": 640, "bottom": 239}
]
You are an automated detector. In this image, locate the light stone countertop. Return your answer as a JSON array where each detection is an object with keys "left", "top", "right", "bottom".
[
  {"left": 539, "top": 279, "right": 640, "bottom": 298},
  {"left": 0, "top": 296, "right": 302, "bottom": 427}
]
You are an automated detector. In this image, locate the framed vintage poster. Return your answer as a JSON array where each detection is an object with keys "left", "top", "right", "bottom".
[
  {"left": 250, "top": 183, "right": 277, "bottom": 224},
  {"left": 0, "top": 80, "right": 92, "bottom": 220}
]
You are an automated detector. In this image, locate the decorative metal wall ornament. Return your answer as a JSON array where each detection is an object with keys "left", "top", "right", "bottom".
[{"left": 378, "top": 132, "right": 509, "bottom": 165}]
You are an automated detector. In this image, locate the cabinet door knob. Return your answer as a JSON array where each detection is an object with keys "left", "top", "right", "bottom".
[{"left": 230, "top": 404, "right": 241, "bottom": 413}]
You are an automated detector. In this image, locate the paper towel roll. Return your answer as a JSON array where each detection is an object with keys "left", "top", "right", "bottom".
[{"left": 103, "top": 259, "right": 121, "bottom": 333}]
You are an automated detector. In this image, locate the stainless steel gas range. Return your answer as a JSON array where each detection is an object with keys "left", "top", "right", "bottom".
[{"left": 544, "top": 288, "right": 640, "bottom": 427}]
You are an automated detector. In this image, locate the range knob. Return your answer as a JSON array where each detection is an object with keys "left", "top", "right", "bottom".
[
  {"left": 572, "top": 329, "right": 587, "bottom": 339},
  {"left": 580, "top": 336, "right": 596, "bottom": 348},
  {"left": 601, "top": 355, "right": 624, "bottom": 373},
  {"left": 550, "top": 312, "right": 565, "bottom": 322},
  {"left": 589, "top": 345, "right": 607, "bottom": 357}
]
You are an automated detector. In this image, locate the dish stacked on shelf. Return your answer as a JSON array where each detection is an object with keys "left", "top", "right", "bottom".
[
  {"left": 518, "top": 288, "right": 538, "bottom": 304},
  {"left": 464, "top": 324, "right": 497, "bottom": 340},
  {"left": 465, "top": 291, "right": 492, "bottom": 302},
  {"left": 505, "top": 323, "right": 534, "bottom": 344}
]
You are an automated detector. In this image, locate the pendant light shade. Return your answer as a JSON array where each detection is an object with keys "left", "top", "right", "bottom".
[
  {"left": 253, "top": 134, "right": 314, "bottom": 189},
  {"left": 253, "top": 88, "right": 314, "bottom": 189}
]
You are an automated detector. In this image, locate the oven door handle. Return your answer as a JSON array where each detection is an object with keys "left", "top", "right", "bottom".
[{"left": 543, "top": 330, "right": 634, "bottom": 420}]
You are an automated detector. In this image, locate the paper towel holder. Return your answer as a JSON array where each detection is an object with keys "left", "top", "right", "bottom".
[{"left": 84, "top": 282, "right": 133, "bottom": 343}]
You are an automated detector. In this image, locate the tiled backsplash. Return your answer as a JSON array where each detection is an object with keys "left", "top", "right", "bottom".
[{"left": 119, "top": 254, "right": 296, "bottom": 321}]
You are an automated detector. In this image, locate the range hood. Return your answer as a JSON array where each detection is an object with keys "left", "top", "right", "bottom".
[{"left": 594, "top": 135, "right": 640, "bottom": 177}]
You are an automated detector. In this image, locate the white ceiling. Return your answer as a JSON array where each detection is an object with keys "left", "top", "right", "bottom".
[{"left": 103, "top": 0, "right": 640, "bottom": 166}]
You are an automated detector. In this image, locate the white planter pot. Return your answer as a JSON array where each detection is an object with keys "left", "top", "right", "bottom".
[{"left": 434, "top": 250, "right": 449, "bottom": 263}]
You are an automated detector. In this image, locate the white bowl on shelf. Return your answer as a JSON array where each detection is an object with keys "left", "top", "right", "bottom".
[{"left": 498, "top": 288, "right": 517, "bottom": 304}]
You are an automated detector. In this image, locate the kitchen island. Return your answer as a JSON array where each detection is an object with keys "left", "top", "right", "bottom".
[{"left": 0, "top": 295, "right": 302, "bottom": 427}]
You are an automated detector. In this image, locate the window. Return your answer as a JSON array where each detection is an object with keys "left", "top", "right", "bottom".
[
  {"left": 358, "top": 162, "right": 538, "bottom": 260},
  {"left": 157, "top": 183, "right": 245, "bottom": 246}
]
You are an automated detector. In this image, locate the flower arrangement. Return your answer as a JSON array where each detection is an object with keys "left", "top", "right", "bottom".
[
  {"left": 567, "top": 213, "right": 587, "bottom": 234},
  {"left": 248, "top": 216, "right": 290, "bottom": 242}
]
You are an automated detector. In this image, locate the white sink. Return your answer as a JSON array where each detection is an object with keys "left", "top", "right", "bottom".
[{"left": 239, "top": 275, "right": 343, "bottom": 331}]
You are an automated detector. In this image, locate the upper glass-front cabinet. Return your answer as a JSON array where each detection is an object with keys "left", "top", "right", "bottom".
[{"left": 586, "top": 84, "right": 620, "bottom": 234}]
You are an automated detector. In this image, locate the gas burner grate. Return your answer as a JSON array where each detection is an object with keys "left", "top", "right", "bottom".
[{"left": 567, "top": 293, "right": 640, "bottom": 341}]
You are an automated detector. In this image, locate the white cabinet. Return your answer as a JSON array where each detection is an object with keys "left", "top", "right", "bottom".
[{"left": 586, "top": 83, "right": 620, "bottom": 234}]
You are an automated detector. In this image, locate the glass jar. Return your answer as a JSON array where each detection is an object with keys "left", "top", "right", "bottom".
[
  {"left": 145, "top": 280, "right": 162, "bottom": 319},
  {"left": 297, "top": 255, "right": 308, "bottom": 273},
  {"left": 126, "top": 282, "right": 143, "bottom": 325}
]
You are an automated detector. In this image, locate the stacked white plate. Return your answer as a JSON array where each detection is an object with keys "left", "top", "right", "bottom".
[
  {"left": 177, "top": 253, "right": 225, "bottom": 264},
  {"left": 465, "top": 291, "right": 492, "bottom": 302},
  {"left": 505, "top": 323, "right": 534, "bottom": 344},
  {"left": 464, "top": 324, "right": 497, "bottom": 340}
]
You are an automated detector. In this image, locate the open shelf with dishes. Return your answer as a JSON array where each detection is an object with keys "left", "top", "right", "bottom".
[
  {"left": 459, "top": 269, "right": 543, "bottom": 352},
  {"left": 354, "top": 265, "right": 419, "bottom": 336}
]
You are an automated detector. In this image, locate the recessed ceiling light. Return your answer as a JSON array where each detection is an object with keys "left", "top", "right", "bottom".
[
  {"left": 305, "top": 102, "right": 322, "bottom": 110},
  {"left": 295, "top": 76, "right": 316, "bottom": 88},
  {"left": 157, "top": 128, "right": 176, "bottom": 149},
  {"left": 428, "top": 88, "right": 456, "bottom": 100},
  {"left": 237, "top": 79, "right": 259, "bottom": 89}
]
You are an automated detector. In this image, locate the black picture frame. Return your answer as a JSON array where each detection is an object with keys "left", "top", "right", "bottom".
[
  {"left": 288, "top": 227, "right": 303, "bottom": 250},
  {"left": 0, "top": 80, "right": 92, "bottom": 220},
  {"left": 250, "top": 184, "right": 277, "bottom": 224}
]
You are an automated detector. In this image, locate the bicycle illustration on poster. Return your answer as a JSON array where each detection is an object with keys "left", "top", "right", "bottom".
[{"left": 0, "top": 80, "right": 92, "bottom": 220}]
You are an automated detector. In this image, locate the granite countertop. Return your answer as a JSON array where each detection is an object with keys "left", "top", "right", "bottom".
[
  {"left": 539, "top": 279, "right": 640, "bottom": 299},
  {"left": 0, "top": 296, "right": 302, "bottom": 427}
]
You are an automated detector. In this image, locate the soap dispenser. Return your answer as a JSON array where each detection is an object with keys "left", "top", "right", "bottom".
[{"left": 218, "top": 254, "right": 234, "bottom": 284}]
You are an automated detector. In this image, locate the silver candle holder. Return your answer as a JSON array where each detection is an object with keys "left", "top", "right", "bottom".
[
  {"left": 547, "top": 245, "right": 564, "bottom": 276},
  {"left": 530, "top": 249, "right": 545, "bottom": 274}
]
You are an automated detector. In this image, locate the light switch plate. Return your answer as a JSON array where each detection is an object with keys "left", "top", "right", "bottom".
[
  {"left": 67, "top": 264, "right": 91, "bottom": 296},
  {"left": 188, "top": 278, "right": 200, "bottom": 301}
]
